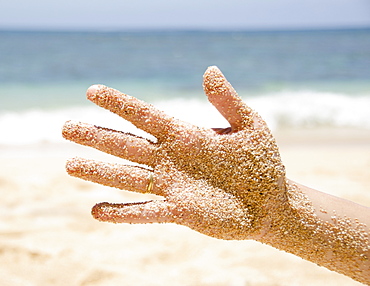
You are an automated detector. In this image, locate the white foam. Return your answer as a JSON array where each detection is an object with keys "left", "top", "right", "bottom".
[
  {"left": 0, "top": 91, "right": 369, "bottom": 146},
  {"left": 248, "top": 91, "right": 370, "bottom": 130}
]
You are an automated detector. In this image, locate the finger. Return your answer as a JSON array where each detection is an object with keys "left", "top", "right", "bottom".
[
  {"left": 91, "top": 200, "right": 176, "bottom": 224},
  {"left": 66, "top": 157, "right": 163, "bottom": 196},
  {"left": 86, "top": 84, "right": 191, "bottom": 140},
  {"left": 203, "top": 66, "right": 254, "bottom": 131},
  {"left": 62, "top": 121, "right": 156, "bottom": 167}
]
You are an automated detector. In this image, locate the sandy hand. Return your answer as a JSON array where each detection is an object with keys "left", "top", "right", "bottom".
[{"left": 62, "top": 66, "right": 286, "bottom": 240}]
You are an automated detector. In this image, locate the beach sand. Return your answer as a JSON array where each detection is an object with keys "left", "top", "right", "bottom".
[{"left": 0, "top": 128, "right": 369, "bottom": 286}]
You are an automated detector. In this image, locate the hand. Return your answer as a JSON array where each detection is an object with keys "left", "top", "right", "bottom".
[{"left": 62, "top": 66, "right": 286, "bottom": 240}]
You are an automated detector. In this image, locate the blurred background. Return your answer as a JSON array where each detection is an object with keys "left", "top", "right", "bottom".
[
  {"left": 1, "top": 0, "right": 370, "bottom": 143},
  {"left": 0, "top": 1, "right": 370, "bottom": 285}
]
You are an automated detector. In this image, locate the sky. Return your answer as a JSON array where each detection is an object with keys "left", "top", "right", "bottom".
[{"left": 0, "top": 0, "right": 370, "bottom": 31}]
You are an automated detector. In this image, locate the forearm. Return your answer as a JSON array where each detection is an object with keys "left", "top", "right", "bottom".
[{"left": 259, "top": 179, "right": 370, "bottom": 284}]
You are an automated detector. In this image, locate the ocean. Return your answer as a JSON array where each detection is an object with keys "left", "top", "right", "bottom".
[{"left": 1, "top": 29, "right": 370, "bottom": 145}]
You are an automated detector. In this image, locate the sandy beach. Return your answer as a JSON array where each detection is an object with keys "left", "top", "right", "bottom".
[{"left": 0, "top": 127, "right": 369, "bottom": 286}]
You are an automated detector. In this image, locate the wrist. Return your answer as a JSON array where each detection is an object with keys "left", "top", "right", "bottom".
[
  {"left": 252, "top": 176, "right": 291, "bottom": 241},
  {"left": 256, "top": 178, "right": 370, "bottom": 285}
]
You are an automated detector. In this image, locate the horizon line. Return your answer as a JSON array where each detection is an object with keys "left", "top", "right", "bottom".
[{"left": 1, "top": 25, "right": 370, "bottom": 34}]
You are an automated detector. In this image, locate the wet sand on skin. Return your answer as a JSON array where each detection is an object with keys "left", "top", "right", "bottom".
[{"left": 0, "top": 128, "right": 369, "bottom": 286}]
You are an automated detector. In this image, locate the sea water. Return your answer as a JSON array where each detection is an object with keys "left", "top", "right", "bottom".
[{"left": 0, "top": 29, "right": 370, "bottom": 145}]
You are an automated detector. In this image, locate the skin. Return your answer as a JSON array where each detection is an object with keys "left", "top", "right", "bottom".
[{"left": 63, "top": 66, "right": 370, "bottom": 284}]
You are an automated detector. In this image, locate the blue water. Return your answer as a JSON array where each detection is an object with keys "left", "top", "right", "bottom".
[
  {"left": 0, "top": 29, "right": 370, "bottom": 144},
  {"left": 1, "top": 29, "right": 370, "bottom": 109}
]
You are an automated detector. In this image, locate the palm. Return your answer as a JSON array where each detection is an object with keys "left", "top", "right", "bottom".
[{"left": 63, "top": 66, "right": 286, "bottom": 240}]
